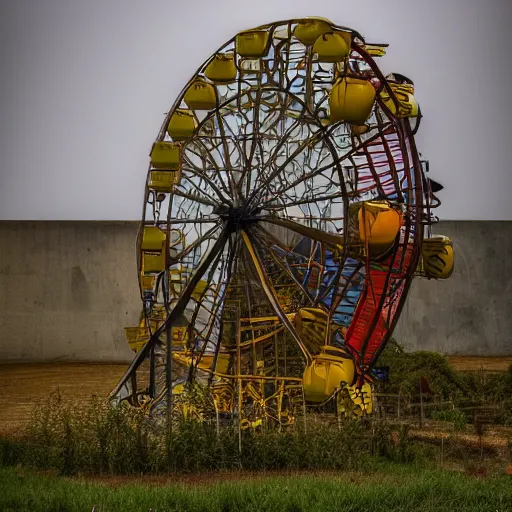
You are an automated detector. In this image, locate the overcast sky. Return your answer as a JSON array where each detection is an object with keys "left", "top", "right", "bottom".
[{"left": 0, "top": 0, "right": 511, "bottom": 220}]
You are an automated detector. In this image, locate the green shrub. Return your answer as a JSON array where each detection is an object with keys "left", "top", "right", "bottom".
[
  {"left": 431, "top": 409, "right": 468, "bottom": 431},
  {"left": 377, "top": 340, "right": 512, "bottom": 413},
  {"left": 377, "top": 340, "right": 464, "bottom": 399}
]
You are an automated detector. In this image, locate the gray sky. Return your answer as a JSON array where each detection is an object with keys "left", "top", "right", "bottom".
[{"left": 1, "top": 0, "right": 511, "bottom": 220}]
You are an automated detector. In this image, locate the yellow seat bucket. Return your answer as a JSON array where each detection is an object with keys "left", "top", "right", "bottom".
[
  {"left": 294, "top": 18, "right": 332, "bottom": 46},
  {"left": 142, "top": 251, "right": 166, "bottom": 273},
  {"left": 140, "top": 274, "right": 155, "bottom": 292},
  {"left": 184, "top": 78, "right": 217, "bottom": 110},
  {"left": 141, "top": 227, "right": 166, "bottom": 274},
  {"left": 380, "top": 82, "right": 418, "bottom": 118},
  {"left": 329, "top": 77, "right": 376, "bottom": 125},
  {"left": 204, "top": 53, "right": 237, "bottom": 83},
  {"left": 420, "top": 235, "right": 454, "bottom": 279},
  {"left": 150, "top": 141, "right": 182, "bottom": 170},
  {"left": 313, "top": 32, "right": 350, "bottom": 62},
  {"left": 303, "top": 346, "right": 355, "bottom": 403},
  {"left": 167, "top": 109, "right": 197, "bottom": 140},
  {"left": 294, "top": 308, "right": 333, "bottom": 350},
  {"left": 340, "top": 383, "right": 373, "bottom": 416},
  {"left": 236, "top": 30, "right": 270, "bottom": 57},
  {"left": 148, "top": 170, "right": 181, "bottom": 192},
  {"left": 350, "top": 200, "right": 402, "bottom": 257},
  {"left": 141, "top": 226, "right": 166, "bottom": 251}
]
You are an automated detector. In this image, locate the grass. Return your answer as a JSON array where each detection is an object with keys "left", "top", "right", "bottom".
[
  {"left": 1, "top": 463, "right": 511, "bottom": 512},
  {"left": 1, "top": 348, "right": 511, "bottom": 510},
  {"left": 1, "top": 389, "right": 433, "bottom": 475}
]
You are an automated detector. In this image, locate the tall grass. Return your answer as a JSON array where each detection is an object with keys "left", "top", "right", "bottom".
[{"left": 0, "top": 390, "right": 423, "bottom": 475}]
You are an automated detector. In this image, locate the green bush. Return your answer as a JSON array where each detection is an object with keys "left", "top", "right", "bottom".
[
  {"left": 431, "top": 409, "right": 468, "bottom": 431},
  {"left": 377, "top": 340, "right": 464, "bottom": 398},
  {"left": 377, "top": 340, "right": 512, "bottom": 412}
]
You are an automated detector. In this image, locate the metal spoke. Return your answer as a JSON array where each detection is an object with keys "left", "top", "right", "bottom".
[
  {"left": 241, "top": 230, "right": 311, "bottom": 364},
  {"left": 110, "top": 227, "right": 230, "bottom": 398},
  {"left": 262, "top": 216, "right": 343, "bottom": 247}
]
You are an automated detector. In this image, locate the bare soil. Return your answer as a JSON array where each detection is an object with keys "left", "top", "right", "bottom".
[
  {"left": 0, "top": 358, "right": 510, "bottom": 435},
  {"left": 0, "top": 362, "right": 126, "bottom": 435},
  {"left": 447, "top": 356, "right": 512, "bottom": 372}
]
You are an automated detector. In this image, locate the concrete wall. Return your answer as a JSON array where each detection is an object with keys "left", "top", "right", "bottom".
[
  {"left": 0, "top": 221, "right": 511, "bottom": 361},
  {"left": 0, "top": 222, "right": 139, "bottom": 362},
  {"left": 395, "top": 221, "right": 512, "bottom": 356}
]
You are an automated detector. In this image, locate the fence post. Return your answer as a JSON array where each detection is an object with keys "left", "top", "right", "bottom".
[
  {"left": 302, "top": 387, "right": 307, "bottom": 434},
  {"left": 419, "top": 386, "right": 424, "bottom": 429}
]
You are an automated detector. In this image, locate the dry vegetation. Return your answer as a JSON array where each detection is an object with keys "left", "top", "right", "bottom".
[{"left": 1, "top": 356, "right": 510, "bottom": 434}]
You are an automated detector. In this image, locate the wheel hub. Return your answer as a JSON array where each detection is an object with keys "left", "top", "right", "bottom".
[{"left": 214, "top": 204, "right": 260, "bottom": 232}]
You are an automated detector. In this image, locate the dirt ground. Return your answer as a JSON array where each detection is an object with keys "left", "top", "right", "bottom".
[
  {"left": 0, "top": 357, "right": 510, "bottom": 435},
  {"left": 447, "top": 356, "right": 512, "bottom": 372},
  {"left": 0, "top": 362, "right": 127, "bottom": 435}
]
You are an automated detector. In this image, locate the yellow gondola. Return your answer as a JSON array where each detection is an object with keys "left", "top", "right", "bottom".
[
  {"left": 204, "top": 53, "right": 237, "bottom": 83},
  {"left": 313, "top": 31, "right": 350, "bottom": 62},
  {"left": 236, "top": 30, "right": 270, "bottom": 58},
  {"left": 329, "top": 77, "right": 376, "bottom": 125}
]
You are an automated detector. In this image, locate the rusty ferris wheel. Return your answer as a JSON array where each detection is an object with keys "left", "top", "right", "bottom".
[{"left": 111, "top": 17, "right": 454, "bottom": 427}]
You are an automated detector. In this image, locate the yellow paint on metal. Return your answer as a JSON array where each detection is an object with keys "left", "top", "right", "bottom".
[
  {"left": 338, "top": 382, "right": 373, "bottom": 417},
  {"left": 350, "top": 200, "right": 402, "bottom": 257},
  {"left": 167, "top": 109, "right": 197, "bottom": 140},
  {"left": 303, "top": 347, "right": 355, "bottom": 403},
  {"left": 329, "top": 77, "right": 376, "bottom": 125},
  {"left": 212, "top": 382, "right": 235, "bottom": 413},
  {"left": 294, "top": 308, "right": 336, "bottom": 350},
  {"left": 363, "top": 44, "right": 387, "bottom": 56},
  {"left": 380, "top": 82, "right": 419, "bottom": 118},
  {"left": 236, "top": 30, "right": 270, "bottom": 57},
  {"left": 172, "top": 351, "right": 230, "bottom": 375},
  {"left": 294, "top": 18, "right": 332, "bottom": 46},
  {"left": 313, "top": 32, "right": 350, "bottom": 62},
  {"left": 350, "top": 124, "right": 370, "bottom": 135},
  {"left": 183, "top": 78, "right": 217, "bottom": 110},
  {"left": 140, "top": 274, "right": 155, "bottom": 291},
  {"left": 420, "top": 235, "right": 454, "bottom": 279},
  {"left": 358, "top": 201, "right": 401, "bottom": 246},
  {"left": 150, "top": 141, "right": 181, "bottom": 170},
  {"left": 148, "top": 170, "right": 181, "bottom": 192},
  {"left": 204, "top": 53, "right": 237, "bottom": 83},
  {"left": 142, "top": 252, "right": 166, "bottom": 273},
  {"left": 191, "top": 279, "right": 209, "bottom": 300},
  {"left": 141, "top": 226, "right": 166, "bottom": 251}
]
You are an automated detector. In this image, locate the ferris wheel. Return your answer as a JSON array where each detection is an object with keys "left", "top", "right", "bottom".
[{"left": 112, "top": 18, "right": 453, "bottom": 424}]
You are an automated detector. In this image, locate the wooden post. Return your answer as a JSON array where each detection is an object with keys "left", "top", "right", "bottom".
[
  {"left": 419, "top": 386, "right": 424, "bottom": 430},
  {"left": 336, "top": 390, "right": 342, "bottom": 432},
  {"left": 215, "top": 405, "right": 220, "bottom": 439},
  {"left": 277, "top": 380, "right": 282, "bottom": 433},
  {"left": 166, "top": 323, "right": 173, "bottom": 434},
  {"left": 236, "top": 306, "right": 242, "bottom": 459},
  {"left": 302, "top": 386, "right": 307, "bottom": 434}
]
